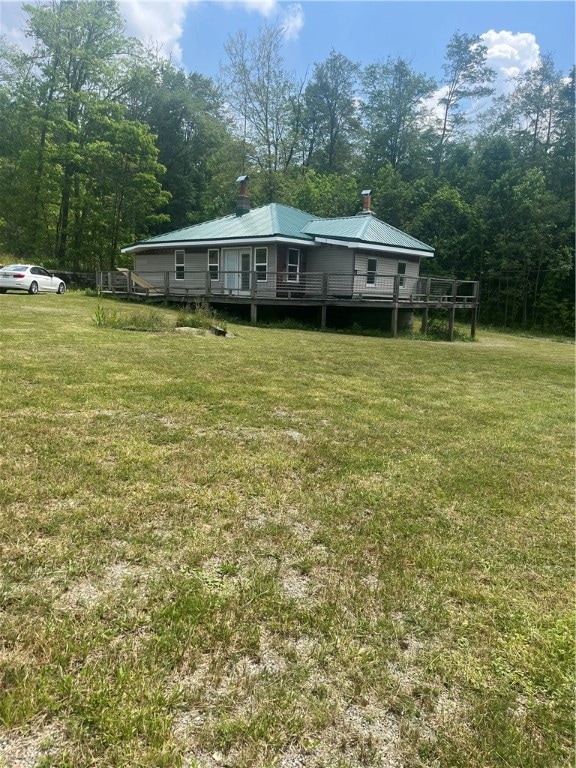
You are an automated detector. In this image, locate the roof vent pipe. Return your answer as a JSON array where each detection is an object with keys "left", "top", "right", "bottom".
[{"left": 236, "top": 175, "right": 250, "bottom": 216}]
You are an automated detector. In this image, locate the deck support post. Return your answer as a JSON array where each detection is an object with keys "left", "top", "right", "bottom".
[
  {"left": 448, "top": 306, "right": 456, "bottom": 341},
  {"left": 447, "top": 279, "right": 459, "bottom": 340},
  {"left": 320, "top": 304, "right": 327, "bottom": 329},
  {"left": 391, "top": 275, "right": 400, "bottom": 337},
  {"left": 391, "top": 306, "right": 398, "bottom": 337},
  {"left": 205, "top": 271, "right": 212, "bottom": 296},
  {"left": 470, "top": 306, "right": 477, "bottom": 338},
  {"left": 250, "top": 303, "right": 258, "bottom": 324},
  {"left": 470, "top": 281, "right": 479, "bottom": 338},
  {"left": 421, "top": 307, "right": 429, "bottom": 334},
  {"left": 164, "top": 271, "right": 170, "bottom": 298},
  {"left": 126, "top": 271, "right": 132, "bottom": 298}
]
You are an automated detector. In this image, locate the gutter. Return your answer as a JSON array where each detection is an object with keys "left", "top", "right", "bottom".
[{"left": 121, "top": 235, "right": 317, "bottom": 254}]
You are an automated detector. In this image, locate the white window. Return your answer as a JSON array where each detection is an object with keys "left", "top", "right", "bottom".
[
  {"left": 208, "top": 249, "right": 219, "bottom": 281},
  {"left": 367, "top": 257, "right": 377, "bottom": 286},
  {"left": 287, "top": 249, "right": 300, "bottom": 282},
  {"left": 255, "top": 247, "right": 267, "bottom": 281},
  {"left": 175, "top": 249, "right": 185, "bottom": 280},
  {"left": 398, "top": 261, "right": 407, "bottom": 287}
]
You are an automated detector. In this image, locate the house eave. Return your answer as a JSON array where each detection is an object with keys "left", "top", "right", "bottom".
[
  {"left": 313, "top": 237, "right": 434, "bottom": 258},
  {"left": 121, "top": 235, "right": 317, "bottom": 254}
]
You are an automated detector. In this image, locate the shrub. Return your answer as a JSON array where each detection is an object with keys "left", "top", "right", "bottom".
[{"left": 176, "top": 301, "right": 225, "bottom": 331}]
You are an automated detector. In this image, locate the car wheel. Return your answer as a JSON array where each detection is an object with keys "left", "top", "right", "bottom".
[
  {"left": 28, "top": 281, "right": 38, "bottom": 295},
  {"left": 57, "top": 282, "right": 66, "bottom": 294}
]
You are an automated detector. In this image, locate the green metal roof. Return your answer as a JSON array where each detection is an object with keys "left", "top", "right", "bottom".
[
  {"left": 301, "top": 215, "right": 434, "bottom": 253},
  {"left": 128, "top": 203, "right": 433, "bottom": 256},
  {"left": 137, "top": 204, "right": 317, "bottom": 245}
]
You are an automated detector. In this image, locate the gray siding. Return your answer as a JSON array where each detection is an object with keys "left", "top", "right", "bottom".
[
  {"left": 307, "top": 245, "right": 354, "bottom": 295},
  {"left": 353, "top": 252, "right": 420, "bottom": 295},
  {"left": 134, "top": 244, "right": 278, "bottom": 297}
]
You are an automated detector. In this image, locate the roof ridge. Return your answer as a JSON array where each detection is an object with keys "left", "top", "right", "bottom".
[{"left": 358, "top": 216, "right": 372, "bottom": 238}]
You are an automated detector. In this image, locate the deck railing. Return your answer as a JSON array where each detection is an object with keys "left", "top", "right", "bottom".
[{"left": 97, "top": 270, "right": 479, "bottom": 305}]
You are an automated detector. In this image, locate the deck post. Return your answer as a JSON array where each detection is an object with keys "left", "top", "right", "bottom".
[
  {"left": 205, "top": 271, "right": 212, "bottom": 296},
  {"left": 470, "top": 282, "right": 479, "bottom": 338},
  {"left": 251, "top": 271, "right": 257, "bottom": 299},
  {"left": 391, "top": 275, "right": 400, "bottom": 337},
  {"left": 421, "top": 307, "right": 429, "bottom": 334},
  {"left": 322, "top": 272, "right": 328, "bottom": 300},
  {"left": 447, "top": 279, "right": 458, "bottom": 340},
  {"left": 126, "top": 270, "right": 132, "bottom": 297},
  {"left": 164, "top": 271, "right": 170, "bottom": 298},
  {"left": 448, "top": 307, "right": 456, "bottom": 340},
  {"left": 320, "top": 304, "right": 327, "bottom": 329},
  {"left": 250, "top": 302, "right": 258, "bottom": 324}
]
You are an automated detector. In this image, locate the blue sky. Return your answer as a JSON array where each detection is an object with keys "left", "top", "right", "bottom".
[
  {"left": 180, "top": 1, "right": 575, "bottom": 84},
  {"left": 1, "top": 0, "right": 574, "bottom": 92}
]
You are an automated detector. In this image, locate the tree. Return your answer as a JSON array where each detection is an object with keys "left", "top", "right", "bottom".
[
  {"left": 123, "top": 56, "right": 233, "bottom": 230},
  {"left": 0, "top": 1, "right": 170, "bottom": 269},
  {"left": 222, "top": 22, "right": 304, "bottom": 200},
  {"left": 282, "top": 169, "right": 359, "bottom": 218},
  {"left": 411, "top": 184, "right": 478, "bottom": 277},
  {"left": 23, "top": 0, "right": 128, "bottom": 264},
  {"left": 361, "top": 57, "right": 436, "bottom": 177},
  {"left": 434, "top": 32, "right": 495, "bottom": 176},
  {"left": 301, "top": 50, "right": 360, "bottom": 174}
]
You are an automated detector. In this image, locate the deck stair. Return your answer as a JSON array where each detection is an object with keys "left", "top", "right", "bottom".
[{"left": 116, "top": 268, "right": 162, "bottom": 294}]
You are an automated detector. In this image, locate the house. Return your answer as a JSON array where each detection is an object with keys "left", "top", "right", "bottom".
[{"left": 108, "top": 178, "right": 479, "bottom": 338}]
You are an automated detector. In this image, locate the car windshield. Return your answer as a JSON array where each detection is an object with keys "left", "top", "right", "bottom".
[{"left": 3, "top": 265, "right": 29, "bottom": 271}]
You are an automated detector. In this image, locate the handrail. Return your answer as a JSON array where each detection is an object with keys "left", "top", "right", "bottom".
[{"left": 97, "top": 270, "right": 479, "bottom": 305}]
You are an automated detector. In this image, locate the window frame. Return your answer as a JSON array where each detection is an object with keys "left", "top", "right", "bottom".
[
  {"left": 366, "top": 257, "right": 377, "bottom": 286},
  {"left": 287, "top": 248, "right": 300, "bottom": 282},
  {"left": 254, "top": 247, "right": 268, "bottom": 282},
  {"left": 208, "top": 249, "right": 219, "bottom": 281},
  {"left": 175, "top": 249, "right": 185, "bottom": 280},
  {"left": 398, "top": 261, "right": 407, "bottom": 287}
]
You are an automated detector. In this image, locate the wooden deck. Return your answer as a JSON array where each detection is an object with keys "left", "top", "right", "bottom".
[{"left": 97, "top": 270, "right": 480, "bottom": 339}]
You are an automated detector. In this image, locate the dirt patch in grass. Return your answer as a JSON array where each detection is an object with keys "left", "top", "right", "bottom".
[{"left": 0, "top": 722, "right": 66, "bottom": 768}]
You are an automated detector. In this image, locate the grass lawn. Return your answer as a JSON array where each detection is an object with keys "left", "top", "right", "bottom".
[{"left": 0, "top": 293, "right": 573, "bottom": 768}]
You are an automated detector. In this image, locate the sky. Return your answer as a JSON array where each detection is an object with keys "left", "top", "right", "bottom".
[{"left": 0, "top": 0, "right": 574, "bottom": 98}]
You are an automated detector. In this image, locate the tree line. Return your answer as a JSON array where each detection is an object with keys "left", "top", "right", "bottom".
[{"left": 0, "top": 0, "right": 573, "bottom": 333}]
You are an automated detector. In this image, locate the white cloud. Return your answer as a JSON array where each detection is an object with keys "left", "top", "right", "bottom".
[
  {"left": 219, "top": 0, "right": 304, "bottom": 39},
  {"left": 106, "top": 1, "right": 305, "bottom": 62},
  {"left": 481, "top": 29, "right": 541, "bottom": 93},
  {"left": 233, "top": 0, "right": 278, "bottom": 15},
  {"left": 120, "top": 0, "right": 198, "bottom": 63},
  {"left": 281, "top": 3, "right": 304, "bottom": 41}
]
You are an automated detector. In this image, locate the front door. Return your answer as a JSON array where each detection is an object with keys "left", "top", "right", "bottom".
[{"left": 223, "top": 249, "right": 251, "bottom": 294}]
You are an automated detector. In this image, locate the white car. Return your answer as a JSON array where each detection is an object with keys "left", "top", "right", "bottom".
[{"left": 0, "top": 265, "right": 66, "bottom": 295}]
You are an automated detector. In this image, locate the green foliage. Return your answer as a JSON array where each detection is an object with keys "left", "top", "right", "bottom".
[
  {"left": 175, "top": 302, "right": 225, "bottom": 331},
  {"left": 93, "top": 299, "right": 172, "bottom": 331},
  {"left": 282, "top": 169, "right": 359, "bottom": 217},
  {"left": 301, "top": 50, "right": 361, "bottom": 174},
  {"left": 361, "top": 56, "right": 437, "bottom": 177}
]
